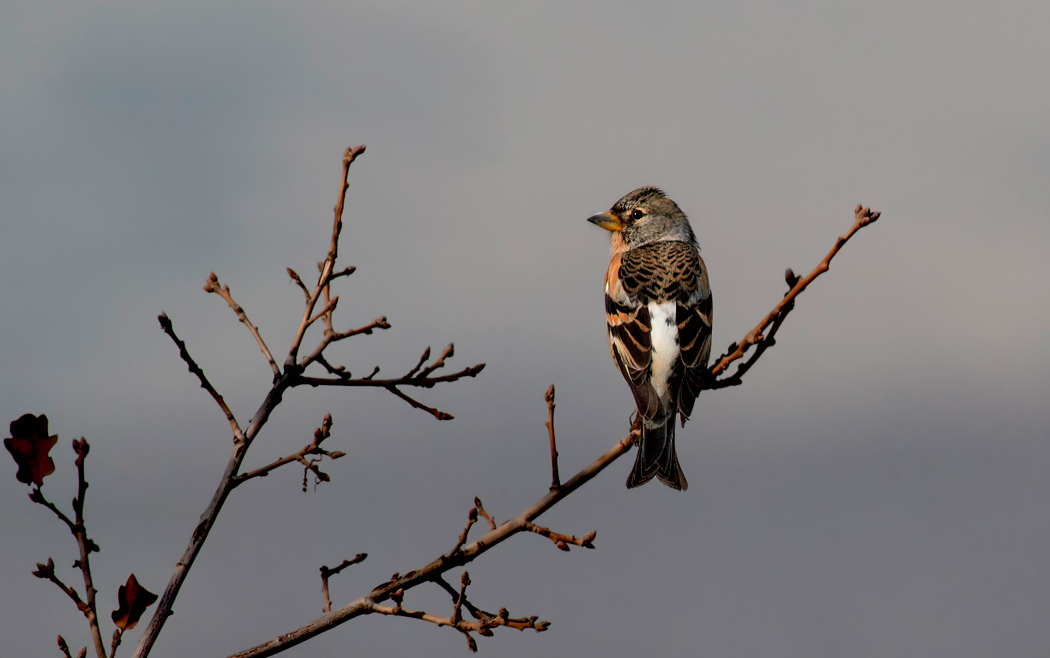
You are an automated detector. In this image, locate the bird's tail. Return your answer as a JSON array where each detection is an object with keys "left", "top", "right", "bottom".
[{"left": 626, "top": 416, "right": 688, "bottom": 491}]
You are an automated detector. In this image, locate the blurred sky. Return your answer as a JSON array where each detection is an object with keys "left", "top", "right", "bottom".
[{"left": 2, "top": 1, "right": 1049, "bottom": 656}]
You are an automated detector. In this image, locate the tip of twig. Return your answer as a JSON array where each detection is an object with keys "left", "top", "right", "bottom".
[{"left": 545, "top": 385, "right": 555, "bottom": 403}]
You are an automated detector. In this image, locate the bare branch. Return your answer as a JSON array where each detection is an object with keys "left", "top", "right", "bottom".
[
  {"left": 405, "top": 347, "right": 431, "bottom": 379},
  {"left": 523, "top": 522, "right": 596, "bottom": 551},
  {"left": 110, "top": 629, "right": 123, "bottom": 658},
  {"left": 284, "top": 145, "right": 366, "bottom": 370},
  {"left": 227, "top": 204, "right": 881, "bottom": 658},
  {"left": 226, "top": 424, "right": 635, "bottom": 658},
  {"left": 416, "top": 343, "right": 454, "bottom": 379},
  {"left": 57, "top": 636, "right": 74, "bottom": 658},
  {"left": 329, "top": 265, "right": 356, "bottom": 280},
  {"left": 297, "top": 316, "right": 391, "bottom": 371},
  {"left": 297, "top": 362, "right": 485, "bottom": 389},
  {"left": 544, "top": 385, "right": 560, "bottom": 490},
  {"left": 368, "top": 571, "right": 549, "bottom": 653},
  {"left": 473, "top": 497, "right": 497, "bottom": 531},
  {"left": 204, "top": 273, "right": 281, "bottom": 379},
  {"left": 450, "top": 507, "right": 479, "bottom": 556},
  {"left": 158, "top": 313, "right": 246, "bottom": 445},
  {"left": 304, "top": 296, "right": 339, "bottom": 331},
  {"left": 232, "top": 415, "right": 343, "bottom": 488},
  {"left": 286, "top": 268, "right": 310, "bottom": 300},
  {"left": 320, "top": 554, "right": 367, "bottom": 613},
  {"left": 33, "top": 558, "right": 88, "bottom": 614},
  {"left": 386, "top": 386, "right": 455, "bottom": 421},
  {"left": 709, "top": 204, "right": 880, "bottom": 380},
  {"left": 30, "top": 440, "right": 107, "bottom": 658}
]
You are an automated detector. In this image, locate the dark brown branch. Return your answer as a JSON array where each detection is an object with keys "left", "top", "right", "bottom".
[
  {"left": 57, "top": 636, "right": 74, "bottom": 658},
  {"left": 405, "top": 347, "right": 431, "bottom": 379},
  {"left": 69, "top": 439, "right": 106, "bottom": 658},
  {"left": 157, "top": 313, "right": 246, "bottom": 445},
  {"left": 544, "top": 385, "right": 560, "bottom": 489},
  {"left": 386, "top": 386, "right": 455, "bottom": 421},
  {"left": 416, "top": 344, "right": 454, "bottom": 380},
  {"left": 30, "top": 440, "right": 107, "bottom": 658},
  {"left": 204, "top": 273, "right": 281, "bottom": 379},
  {"left": 320, "top": 554, "right": 367, "bottom": 613},
  {"left": 33, "top": 558, "right": 88, "bottom": 613},
  {"left": 232, "top": 415, "right": 343, "bottom": 488},
  {"left": 709, "top": 204, "right": 880, "bottom": 380},
  {"left": 368, "top": 571, "right": 548, "bottom": 653},
  {"left": 297, "top": 363, "right": 485, "bottom": 389}
]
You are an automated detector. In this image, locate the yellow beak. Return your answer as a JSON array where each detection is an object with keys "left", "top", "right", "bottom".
[{"left": 587, "top": 211, "right": 623, "bottom": 232}]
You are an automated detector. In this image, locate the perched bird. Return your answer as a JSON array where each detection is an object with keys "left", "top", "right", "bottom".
[{"left": 588, "top": 187, "right": 712, "bottom": 491}]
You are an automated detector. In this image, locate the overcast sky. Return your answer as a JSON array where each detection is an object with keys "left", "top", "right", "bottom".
[{"left": 2, "top": 1, "right": 1049, "bottom": 656}]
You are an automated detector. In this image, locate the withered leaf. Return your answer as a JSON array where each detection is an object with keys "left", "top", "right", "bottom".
[
  {"left": 4, "top": 414, "right": 58, "bottom": 486},
  {"left": 111, "top": 574, "right": 158, "bottom": 631}
]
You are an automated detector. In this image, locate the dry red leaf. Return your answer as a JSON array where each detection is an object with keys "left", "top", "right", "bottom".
[
  {"left": 4, "top": 414, "right": 58, "bottom": 486},
  {"left": 111, "top": 574, "right": 158, "bottom": 631}
]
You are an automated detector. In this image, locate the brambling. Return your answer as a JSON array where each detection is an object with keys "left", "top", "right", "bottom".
[{"left": 588, "top": 187, "right": 712, "bottom": 491}]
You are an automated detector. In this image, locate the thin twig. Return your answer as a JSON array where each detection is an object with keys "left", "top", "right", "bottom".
[
  {"left": 405, "top": 347, "right": 432, "bottom": 379},
  {"left": 320, "top": 554, "right": 367, "bottom": 613},
  {"left": 523, "top": 522, "right": 596, "bottom": 551},
  {"left": 57, "top": 636, "right": 74, "bottom": 658},
  {"left": 69, "top": 439, "right": 106, "bottom": 658},
  {"left": 449, "top": 507, "right": 479, "bottom": 556},
  {"left": 544, "top": 385, "right": 560, "bottom": 489},
  {"left": 473, "top": 497, "right": 497, "bottom": 531},
  {"left": 286, "top": 268, "right": 310, "bottom": 300},
  {"left": 297, "top": 363, "right": 485, "bottom": 389},
  {"left": 33, "top": 558, "right": 88, "bottom": 613},
  {"left": 416, "top": 344, "right": 454, "bottom": 380},
  {"left": 386, "top": 386, "right": 455, "bottom": 421},
  {"left": 232, "top": 415, "right": 343, "bottom": 488},
  {"left": 110, "top": 629, "right": 123, "bottom": 658},
  {"left": 297, "top": 316, "right": 391, "bottom": 371},
  {"left": 204, "top": 274, "right": 281, "bottom": 379},
  {"left": 157, "top": 313, "right": 246, "bottom": 445}
]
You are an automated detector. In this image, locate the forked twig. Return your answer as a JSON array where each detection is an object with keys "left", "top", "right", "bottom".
[
  {"left": 157, "top": 314, "right": 246, "bottom": 444},
  {"left": 320, "top": 553, "right": 367, "bottom": 613},
  {"left": 203, "top": 273, "right": 281, "bottom": 379}
]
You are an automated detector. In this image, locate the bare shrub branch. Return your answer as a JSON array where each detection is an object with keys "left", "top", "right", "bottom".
[{"left": 227, "top": 201, "right": 880, "bottom": 658}]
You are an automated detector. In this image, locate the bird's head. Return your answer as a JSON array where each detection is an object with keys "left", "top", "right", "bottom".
[{"left": 587, "top": 187, "right": 695, "bottom": 249}]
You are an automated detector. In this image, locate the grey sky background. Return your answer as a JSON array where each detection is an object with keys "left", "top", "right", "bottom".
[{"left": 2, "top": 1, "right": 1049, "bottom": 656}]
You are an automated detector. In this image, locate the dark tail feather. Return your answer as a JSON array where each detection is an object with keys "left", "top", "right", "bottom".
[{"left": 626, "top": 417, "right": 688, "bottom": 491}]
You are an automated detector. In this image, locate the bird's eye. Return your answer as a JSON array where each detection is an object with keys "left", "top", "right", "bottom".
[{"left": 630, "top": 209, "right": 645, "bottom": 220}]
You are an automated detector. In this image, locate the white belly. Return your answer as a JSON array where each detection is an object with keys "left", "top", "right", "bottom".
[{"left": 647, "top": 302, "right": 679, "bottom": 401}]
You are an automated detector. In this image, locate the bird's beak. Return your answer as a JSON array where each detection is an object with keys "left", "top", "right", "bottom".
[{"left": 587, "top": 211, "right": 623, "bottom": 232}]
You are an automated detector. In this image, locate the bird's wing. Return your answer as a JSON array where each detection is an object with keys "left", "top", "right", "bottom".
[
  {"left": 605, "top": 253, "right": 659, "bottom": 419},
  {"left": 673, "top": 250, "right": 712, "bottom": 422}
]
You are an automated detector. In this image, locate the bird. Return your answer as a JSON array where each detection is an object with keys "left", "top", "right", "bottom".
[{"left": 588, "top": 187, "right": 712, "bottom": 491}]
